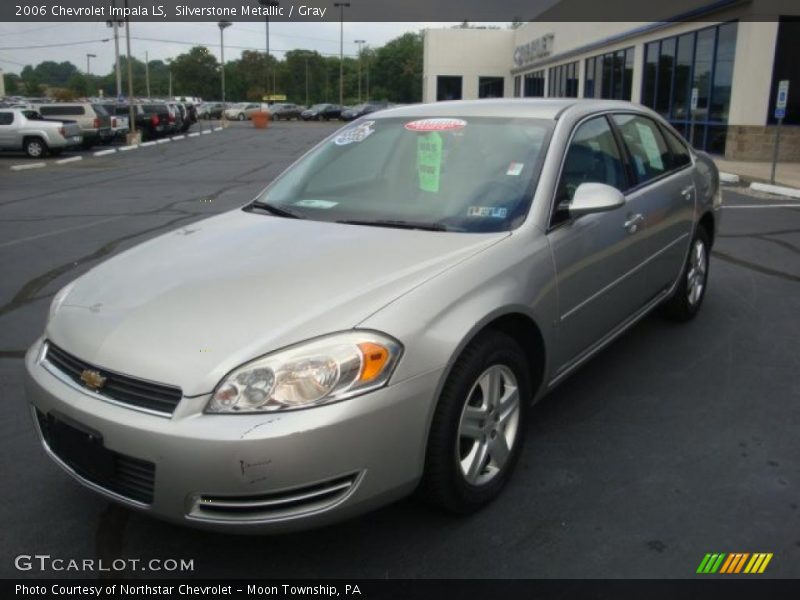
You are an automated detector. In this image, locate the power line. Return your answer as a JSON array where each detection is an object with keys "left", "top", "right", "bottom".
[
  {"left": 0, "top": 39, "right": 110, "bottom": 51},
  {"left": 129, "top": 35, "right": 360, "bottom": 58}
]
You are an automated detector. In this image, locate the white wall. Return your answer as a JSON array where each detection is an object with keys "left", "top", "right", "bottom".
[
  {"left": 728, "top": 21, "right": 780, "bottom": 126},
  {"left": 423, "top": 28, "right": 515, "bottom": 102}
]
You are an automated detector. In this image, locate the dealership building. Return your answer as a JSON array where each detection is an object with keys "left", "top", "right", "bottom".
[{"left": 422, "top": 1, "right": 799, "bottom": 159}]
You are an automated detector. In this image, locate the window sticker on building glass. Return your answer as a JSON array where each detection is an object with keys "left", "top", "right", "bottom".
[
  {"left": 635, "top": 122, "right": 664, "bottom": 170},
  {"left": 416, "top": 132, "right": 443, "bottom": 193}
]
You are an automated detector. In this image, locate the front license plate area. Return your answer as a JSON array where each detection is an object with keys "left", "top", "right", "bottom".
[{"left": 44, "top": 414, "right": 115, "bottom": 481}]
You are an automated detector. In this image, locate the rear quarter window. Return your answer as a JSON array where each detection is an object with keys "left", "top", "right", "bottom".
[
  {"left": 39, "top": 105, "right": 85, "bottom": 116},
  {"left": 0, "top": 112, "right": 14, "bottom": 125}
]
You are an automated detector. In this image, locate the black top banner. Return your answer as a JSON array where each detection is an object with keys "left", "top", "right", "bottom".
[{"left": 2, "top": 0, "right": 799, "bottom": 22}]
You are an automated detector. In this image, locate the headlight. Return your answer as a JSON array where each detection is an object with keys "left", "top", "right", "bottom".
[
  {"left": 48, "top": 281, "right": 76, "bottom": 324},
  {"left": 206, "top": 331, "right": 402, "bottom": 414}
]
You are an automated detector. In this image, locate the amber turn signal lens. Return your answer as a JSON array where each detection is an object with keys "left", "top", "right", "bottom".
[{"left": 357, "top": 342, "right": 390, "bottom": 383}]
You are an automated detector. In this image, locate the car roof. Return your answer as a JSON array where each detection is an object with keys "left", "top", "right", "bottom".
[{"left": 372, "top": 99, "right": 647, "bottom": 121}]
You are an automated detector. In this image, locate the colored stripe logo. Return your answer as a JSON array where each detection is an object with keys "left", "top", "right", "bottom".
[{"left": 697, "top": 553, "right": 773, "bottom": 574}]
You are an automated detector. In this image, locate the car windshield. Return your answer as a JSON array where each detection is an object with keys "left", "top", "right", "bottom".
[{"left": 254, "top": 116, "right": 553, "bottom": 233}]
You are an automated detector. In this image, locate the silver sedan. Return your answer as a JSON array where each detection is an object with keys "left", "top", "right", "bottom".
[{"left": 25, "top": 99, "right": 720, "bottom": 532}]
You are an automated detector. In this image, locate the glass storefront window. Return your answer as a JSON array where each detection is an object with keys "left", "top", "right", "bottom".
[
  {"left": 523, "top": 70, "right": 545, "bottom": 97},
  {"left": 436, "top": 76, "right": 463, "bottom": 101},
  {"left": 514, "top": 76, "right": 521, "bottom": 98},
  {"left": 478, "top": 76, "right": 505, "bottom": 99},
  {"left": 548, "top": 62, "right": 578, "bottom": 98},
  {"left": 584, "top": 48, "right": 634, "bottom": 100},
  {"left": 641, "top": 21, "right": 738, "bottom": 154}
]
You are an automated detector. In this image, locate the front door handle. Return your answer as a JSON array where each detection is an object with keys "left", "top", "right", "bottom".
[{"left": 624, "top": 213, "right": 645, "bottom": 234}]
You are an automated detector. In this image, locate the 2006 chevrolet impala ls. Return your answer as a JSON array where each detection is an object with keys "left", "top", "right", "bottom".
[{"left": 26, "top": 99, "right": 720, "bottom": 532}]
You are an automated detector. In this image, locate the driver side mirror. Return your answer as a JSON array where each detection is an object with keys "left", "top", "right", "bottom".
[{"left": 567, "top": 183, "right": 626, "bottom": 217}]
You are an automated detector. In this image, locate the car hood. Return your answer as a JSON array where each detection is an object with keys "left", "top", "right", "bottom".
[{"left": 48, "top": 210, "right": 508, "bottom": 396}]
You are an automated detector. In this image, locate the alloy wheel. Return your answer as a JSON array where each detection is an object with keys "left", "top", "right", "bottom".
[{"left": 687, "top": 239, "right": 707, "bottom": 306}]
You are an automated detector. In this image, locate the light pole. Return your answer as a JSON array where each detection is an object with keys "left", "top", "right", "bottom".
[
  {"left": 258, "top": 0, "right": 279, "bottom": 99},
  {"left": 354, "top": 39, "right": 365, "bottom": 103},
  {"left": 218, "top": 20, "right": 232, "bottom": 115},
  {"left": 333, "top": 2, "right": 350, "bottom": 107},
  {"left": 86, "top": 53, "right": 96, "bottom": 76}
]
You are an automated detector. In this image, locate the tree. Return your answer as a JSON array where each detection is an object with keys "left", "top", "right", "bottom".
[
  {"left": 371, "top": 32, "right": 423, "bottom": 103},
  {"left": 67, "top": 72, "right": 91, "bottom": 97},
  {"left": 3, "top": 72, "right": 21, "bottom": 95},
  {"left": 170, "top": 46, "right": 220, "bottom": 101}
]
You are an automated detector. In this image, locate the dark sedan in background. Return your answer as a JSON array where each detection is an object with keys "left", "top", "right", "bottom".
[
  {"left": 301, "top": 103, "right": 343, "bottom": 121},
  {"left": 340, "top": 102, "right": 392, "bottom": 121}
]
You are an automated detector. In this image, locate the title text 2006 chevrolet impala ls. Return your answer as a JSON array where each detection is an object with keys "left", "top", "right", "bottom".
[{"left": 25, "top": 99, "right": 720, "bottom": 532}]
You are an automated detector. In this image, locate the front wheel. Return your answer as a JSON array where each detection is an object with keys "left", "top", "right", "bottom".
[
  {"left": 419, "top": 330, "right": 529, "bottom": 513},
  {"left": 662, "top": 227, "right": 711, "bottom": 321},
  {"left": 237, "top": 113, "right": 245, "bottom": 121}
]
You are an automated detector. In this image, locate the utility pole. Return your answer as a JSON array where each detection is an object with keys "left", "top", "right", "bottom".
[
  {"left": 305, "top": 56, "right": 309, "bottom": 107},
  {"left": 218, "top": 20, "right": 232, "bottom": 112},
  {"left": 333, "top": 2, "right": 350, "bottom": 107},
  {"left": 124, "top": 0, "right": 137, "bottom": 142},
  {"left": 354, "top": 39, "right": 365, "bottom": 103},
  {"left": 145, "top": 50, "right": 150, "bottom": 98},
  {"left": 365, "top": 49, "right": 370, "bottom": 101},
  {"left": 106, "top": 3, "right": 122, "bottom": 98},
  {"left": 258, "top": 0, "right": 279, "bottom": 99},
  {"left": 167, "top": 61, "right": 173, "bottom": 97}
]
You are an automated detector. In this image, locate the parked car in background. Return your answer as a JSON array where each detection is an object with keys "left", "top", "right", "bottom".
[
  {"left": 32, "top": 102, "right": 112, "bottom": 148},
  {"left": 121, "top": 103, "right": 171, "bottom": 141},
  {"left": 99, "top": 103, "right": 130, "bottom": 141},
  {"left": 166, "top": 102, "right": 184, "bottom": 134},
  {"left": 181, "top": 103, "right": 198, "bottom": 132},
  {"left": 269, "top": 103, "right": 303, "bottom": 121},
  {"left": 25, "top": 99, "right": 719, "bottom": 532},
  {"left": 301, "top": 103, "right": 343, "bottom": 121},
  {"left": 340, "top": 101, "right": 392, "bottom": 121},
  {"left": 0, "top": 108, "right": 82, "bottom": 157},
  {"left": 198, "top": 102, "right": 225, "bottom": 119},
  {"left": 224, "top": 103, "right": 266, "bottom": 121}
]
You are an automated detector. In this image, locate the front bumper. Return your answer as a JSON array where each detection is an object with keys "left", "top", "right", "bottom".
[{"left": 24, "top": 338, "right": 441, "bottom": 533}]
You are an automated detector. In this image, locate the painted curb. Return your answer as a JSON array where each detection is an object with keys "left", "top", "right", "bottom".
[
  {"left": 719, "top": 172, "right": 740, "bottom": 184},
  {"left": 749, "top": 182, "right": 800, "bottom": 200}
]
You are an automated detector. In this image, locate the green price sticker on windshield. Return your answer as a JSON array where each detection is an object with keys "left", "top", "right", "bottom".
[{"left": 417, "top": 132, "right": 443, "bottom": 193}]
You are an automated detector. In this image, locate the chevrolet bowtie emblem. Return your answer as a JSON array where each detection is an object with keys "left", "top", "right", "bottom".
[{"left": 80, "top": 369, "right": 107, "bottom": 390}]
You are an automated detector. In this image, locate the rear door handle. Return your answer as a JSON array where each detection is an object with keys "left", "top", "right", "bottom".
[
  {"left": 681, "top": 185, "right": 694, "bottom": 200},
  {"left": 624, "top": 213, "right": 645, "bottom": 233}
]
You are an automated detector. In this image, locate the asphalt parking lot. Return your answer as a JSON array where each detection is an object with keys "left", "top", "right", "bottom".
[{"left": 1, "top": 120, "right": 798, "bottom": 579}]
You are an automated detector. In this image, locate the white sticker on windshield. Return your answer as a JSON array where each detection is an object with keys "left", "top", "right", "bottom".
[
  {"left": 294, "top": 199, "right": 339, "bottom": 209},
  {"left": 333, "top": 121, "right": 375, "bottom": 145},
  {"left": 506, "top": 162, "right": 524, "bottom": 176},
  {"left": 467, "top": 207, "right": 507, "bottom": 218}
]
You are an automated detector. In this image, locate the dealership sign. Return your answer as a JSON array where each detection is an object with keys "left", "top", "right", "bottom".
[{"left": 513, "top": 34, "right": 554, "bottom": 67}]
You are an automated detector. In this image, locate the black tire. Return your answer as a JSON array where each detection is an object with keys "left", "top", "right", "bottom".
[
  {"left": 662, "top": 226, "right": 711, "bottom": 322},
  {"left": 419, "top": 329, "right": 530, "bottom": 514},
  {"left": 24, "top": 137, "right": 48, "bottom": 159},
  {"left": 237, "top": 113, "right": 245, "bottom": 121}
]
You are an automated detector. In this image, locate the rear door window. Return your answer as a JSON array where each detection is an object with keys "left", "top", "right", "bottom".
[{"left": 612, "top": 114, "right": 672, "bottom": 185}]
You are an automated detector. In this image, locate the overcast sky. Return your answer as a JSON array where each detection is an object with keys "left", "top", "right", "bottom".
[{"left": 0, "top": 21, "right": 500, "bottom": 75}]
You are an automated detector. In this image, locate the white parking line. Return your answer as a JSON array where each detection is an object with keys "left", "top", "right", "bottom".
[
  {"left": 10, "top": 162, "right": 47, "bottom": 171},
  {"left": 201, "top": 130, "right": 212, "bottom": 135},
  {"left": 93, "top": 149, "right": 117, "bottom": 157},
  {"left": 724, "top": 204, "right": 800, "bottom": 209},
  {"left": 140, "top": 141, "right": 157, "bottom": 147},
  {"left": 156, "top": 138, "right": 171, "bottom": 144},
  {"left": 118, "top": 145, "right": 139, "bottom": 152},
  {"left": 55, "top": 156, "right": 83, "bottom": 165},
  {"left": 171, "top": 135, "right": 185, "bottom": 141},
  {"left": 188, "top": 132, "right": 200, "bottom": 138},
  {"left": 212, "top": 126, "right": 223, "bottom": 132}
]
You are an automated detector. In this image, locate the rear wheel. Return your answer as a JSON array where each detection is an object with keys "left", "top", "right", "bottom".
[
  {"left": 420, "top": 330, "right": 529, "bottom": 513},
  {"left": 662, "top": 227, "right": 711, "bottom": 321},
  {"left": 24, "top": 137, "right": 47, "bottom": 158}
]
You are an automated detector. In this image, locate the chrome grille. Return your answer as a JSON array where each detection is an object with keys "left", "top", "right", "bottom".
[{"left": 44, "top": 342, "right": 182, "bottom": 415}]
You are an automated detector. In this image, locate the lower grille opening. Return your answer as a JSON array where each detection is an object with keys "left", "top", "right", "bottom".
[
  {"left": 192, "top": 473, "right": 360, "bottom": 521},
  {"left": 36, "top": 410, "right": 156, "bottom": 505}
]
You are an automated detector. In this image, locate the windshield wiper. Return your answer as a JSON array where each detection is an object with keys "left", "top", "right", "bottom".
[
  {"left": 247, "top": 201, "right": 305, "bottom": 219},
  {"left": 337, "top": 219, "right": 448, "bottom": 232}
]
